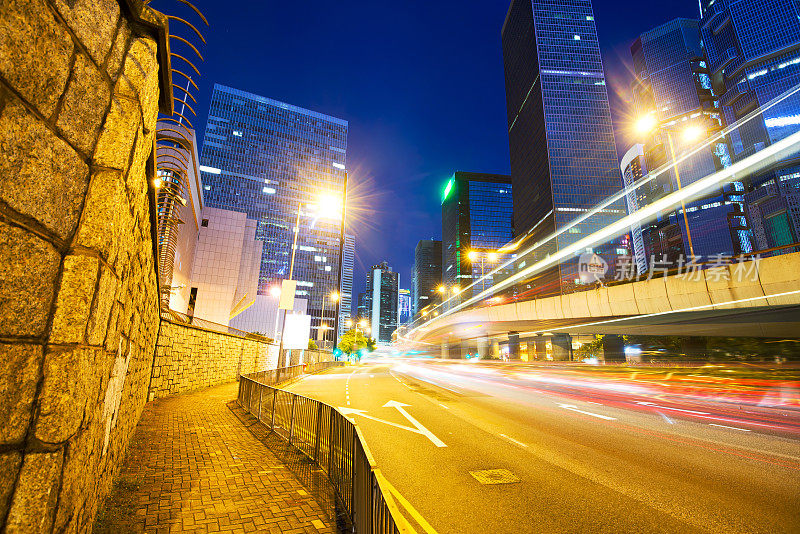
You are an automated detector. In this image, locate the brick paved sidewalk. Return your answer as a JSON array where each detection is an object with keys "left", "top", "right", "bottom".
[{"left": 95, "top": 382, "right": 336, "bottom": 533}]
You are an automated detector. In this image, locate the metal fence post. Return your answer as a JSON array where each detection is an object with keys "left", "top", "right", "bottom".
[
  {"left": 270, "top": 388, "right": 277, "bottom": 431},
  {"left": 327, "top": 409, "right": 335, "bottom": 476},
  {"left": 257, "top": 386, "right": 262, "bottom": 421},
  {"left": 313, "top": 402, "right": 323, "bottom": 462},
  {"left": 288, "top": 395, "right": 297, "bottom": 444},
  {"left": 351, "top": 428, "right": 358, "bottom": 530}
]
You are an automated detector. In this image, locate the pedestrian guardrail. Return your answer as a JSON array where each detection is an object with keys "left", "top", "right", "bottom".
[{"left": 237, "top": 369, "right": 413, "bottom": 533}]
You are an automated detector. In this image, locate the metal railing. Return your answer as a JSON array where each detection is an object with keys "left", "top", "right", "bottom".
[
  {"left": 248, "top": 361, "right": 346, "bottom": 387},
  {"left": 237, "top": 372, "right": 413, "bottom": 533}
]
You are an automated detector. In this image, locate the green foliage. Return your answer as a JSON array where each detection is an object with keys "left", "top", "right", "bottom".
[
  {"left": 575, "top": 335, "right": 604, "bottom": 359},
  {"left": 308, "top": 339, "right": 318, "bottom": 350},
  {"left": 338, "top": 329, "right": 375, "bottom": 354}
]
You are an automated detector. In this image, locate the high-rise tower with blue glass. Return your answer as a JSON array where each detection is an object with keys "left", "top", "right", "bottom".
[
  {"left": 501, "top": 0, "right": 626, "bottom": 295},
  {"left": 631, "top": 18, "right": 750, "bottom": 262},
  {"left": 700, "top": 0, "right": 800, "bottom": 251},
  {"left": 199, "top": 83, "right": 350, "bottom": 338},
  {"left": 441, "top": 172, "right": 513, "bottom": 299}
]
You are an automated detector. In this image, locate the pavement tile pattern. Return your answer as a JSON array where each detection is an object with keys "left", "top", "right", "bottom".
[{"left": 96, "top": 382, "right": 336, "bottom": 533}]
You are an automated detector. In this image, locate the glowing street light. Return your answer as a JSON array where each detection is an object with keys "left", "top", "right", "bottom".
[
  {"left": 635, "top": 114, "right": 658, "bottom": 135},
  {"left": 633, "top": 114, "right": 698, "bottom": 257},
  {"left": 437, "top": 285, "right": 446, "bottom": 294},
  {"left": 682, "top": 124, "right": 704, "bottom": 143},
  {"left": 269, "top": 286, "right": 281, "bottom": 298}
]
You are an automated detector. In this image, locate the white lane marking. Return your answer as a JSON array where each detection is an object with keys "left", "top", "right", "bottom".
[
  {"left": 345, "top": 367, "right": 358, "bottom": 406},
  {"left": 383, "top": 400, "right": 447, "bottom": 447},
  {"left": 338, "top": 407, "right": 421, "bottom": 433},
  {"left": 499, "top": 433, "right": 528, "bottom": 448},
  {"left": 557, "top": 403, "right": 617, "bottom": 421},
  {"left": 635, "top": 401, "right": 709, "bottom": 415},
  {"left": 438, "top": 403, "right": 450, "bottom": 410},
  {"left": 709, "top": 423, "right": 751, "bottom": 432},
  {"left": 586, "top": 401, "right": 602, "bottom": 405}
]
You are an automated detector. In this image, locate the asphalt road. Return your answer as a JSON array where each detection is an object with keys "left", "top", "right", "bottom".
[{"left": 286, "top": 360, "right": 800, "bottom": 534}]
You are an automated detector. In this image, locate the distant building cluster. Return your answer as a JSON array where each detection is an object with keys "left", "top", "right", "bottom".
[
  {"left": 161, "top": 0, "right": 800, "bottom": 353},
  {"left": 402, "top": 0, "right": 800, "bottom": 342}
]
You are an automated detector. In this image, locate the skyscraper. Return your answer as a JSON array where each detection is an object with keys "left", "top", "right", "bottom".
[
  {"left": 501, "top": 0, "right": 627, "bottom": 294},
  {"left": 338, "top": 233, "right": 355, "bottom": 338},
  {"left": 364, "top": 261, "right": 399, "bottom": 344},
  {"left": 620, "top": 144, "right": 648, "bottom": 275},
  {"left": 411, "top": 239, "right": 442, "bottom": 314},
  {"left": 441, "top": 172, "right": 513, "bottom": 299},
  {"left": 631, "top": 18, "right": 749, "bottom": 262},
  {"left": 199, "top": 83, "right": 349, "bottom": 338},
  {"left": 398, "top": 288, "right": 412, "bottom": 325},
  {"left": 700, "top": 0, "right": 800, "bottom": 251}
]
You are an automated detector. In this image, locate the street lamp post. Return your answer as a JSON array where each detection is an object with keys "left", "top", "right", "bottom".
[
  {"left": 333, "top": 172, "right": 348, "bottom": 351},
  {"left": 467, "top": 250, "right": 499, "bottom": 292},
  {"left": 277, "top": 193, "right": 342, "bottom": 369},
  {"left": 635, "top": 115, "right": 704, "bottom": 258}
]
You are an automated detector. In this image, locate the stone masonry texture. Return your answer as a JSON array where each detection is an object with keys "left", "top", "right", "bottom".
[
  {"left": 149, "top": 320, "right": 279, "bottom": 401},
  {"left": 94, "top": 382, "right": 336, "bottom": 533},
  {"left": 0, "top": 1, "right": 168, "bottom": 531}
]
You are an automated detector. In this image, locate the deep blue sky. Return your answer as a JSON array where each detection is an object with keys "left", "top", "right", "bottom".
[{"left": 174, "top": 0, "right": 699, "bottom": 309}]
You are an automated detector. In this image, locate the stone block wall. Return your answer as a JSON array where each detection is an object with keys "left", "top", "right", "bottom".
[
  {"left": 149, "top": 320, "right": 280, "bottom": 399},
  {"left": 0, "top": 1, "right": 169, "bottom": 531}
]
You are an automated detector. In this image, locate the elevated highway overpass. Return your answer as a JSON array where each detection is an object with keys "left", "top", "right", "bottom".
[{"left": 403, "top": 251, "right": 800, "bottom": 358}]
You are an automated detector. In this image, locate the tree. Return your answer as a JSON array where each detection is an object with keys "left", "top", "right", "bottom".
[
  {"left": 308, "top": 339, "right": 318, "bottom": 350},
  {"left": 575, "top": 335, "right": 604, "bottom": 360},
  {"left": 338, "top": 329, "right": 372, "bottom": 354}
]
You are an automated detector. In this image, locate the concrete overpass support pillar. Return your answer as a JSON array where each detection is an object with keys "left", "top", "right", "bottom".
[
  {"left": 477, "top": 337, "right": 490, "bottom": 359},
  {"left": 440, "top": 342, "right": 449, "bottom": 359},
  {"left": 507, "top": 332, "right": 521, "bottom": 360},
  {"left": 602, "top": 334, "right": 625, "bottom": 363},
  {"left": 551, "top": 334, "right": 572, "bottom": 361},
  {"left": 491, "top": 340, "right": 501, "bottom": 359},
  {"left": 533, "top": 335, "right": 547, "bottom": 361}
]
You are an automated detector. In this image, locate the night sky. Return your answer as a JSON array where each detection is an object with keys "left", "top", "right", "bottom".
[{"left": 174, "top": 0, "right": 699, "bottom": 312}]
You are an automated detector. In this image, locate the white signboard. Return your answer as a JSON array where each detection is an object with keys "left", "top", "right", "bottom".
[
  {"left": 282, "top": 313, "right": 311, "bottom": 349},
  {"left": 578, "top": 252, "right": 608, "bottom": 284},
  {"left": 278, "top": 279, "right": 297, "bottom": 310}
]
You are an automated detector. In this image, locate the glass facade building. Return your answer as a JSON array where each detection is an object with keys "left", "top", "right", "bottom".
[
  {"left": 411, "top": 239, "right": 442, "bottom": 315},
  {"left": 501, "top": 0, "right": 627, "bottom": 295},
  {"left": 199, "top": 83, "right": 350, "bottom": 337},
  {"left": 398, "top": 288, "right": 412, "bottom": 325},
  {"left": 620, "top": 144, "right": 648, "bottom": 275},
  {"left": 700, "top": 0, "right": 800, "bottom": 251},
  {"left": 631, "top": 18, "right": 750, "bottom": 262},
  {"left": 441, "top": 172, "right": 513, "bottom": 300},
  {"left": 363, "top": 261, "right": 399, "bottom": 344},
  {"left": 337, "top": 233, "right": 355, "bottom": 338}
]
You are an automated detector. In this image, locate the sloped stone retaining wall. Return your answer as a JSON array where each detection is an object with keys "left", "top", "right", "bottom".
[
  {"left": 0, "top": 1, "right": 169, "bottom": 531},
  {"left": 149, "top": 320, "right": 280, "bottom": 400}
]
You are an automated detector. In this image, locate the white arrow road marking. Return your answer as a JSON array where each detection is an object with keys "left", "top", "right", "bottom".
[
  {"left": 635, "top": 401, "right": 709, "bottom": 415},
  {"left": 337, "top": 407, "right": 420, "bottom": 434},
  {"left": 383, "top": 400, "right": 447, "bottom": 447},
  {"left": 557, "top": 403, "right": 617, "bottom": 421}
]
